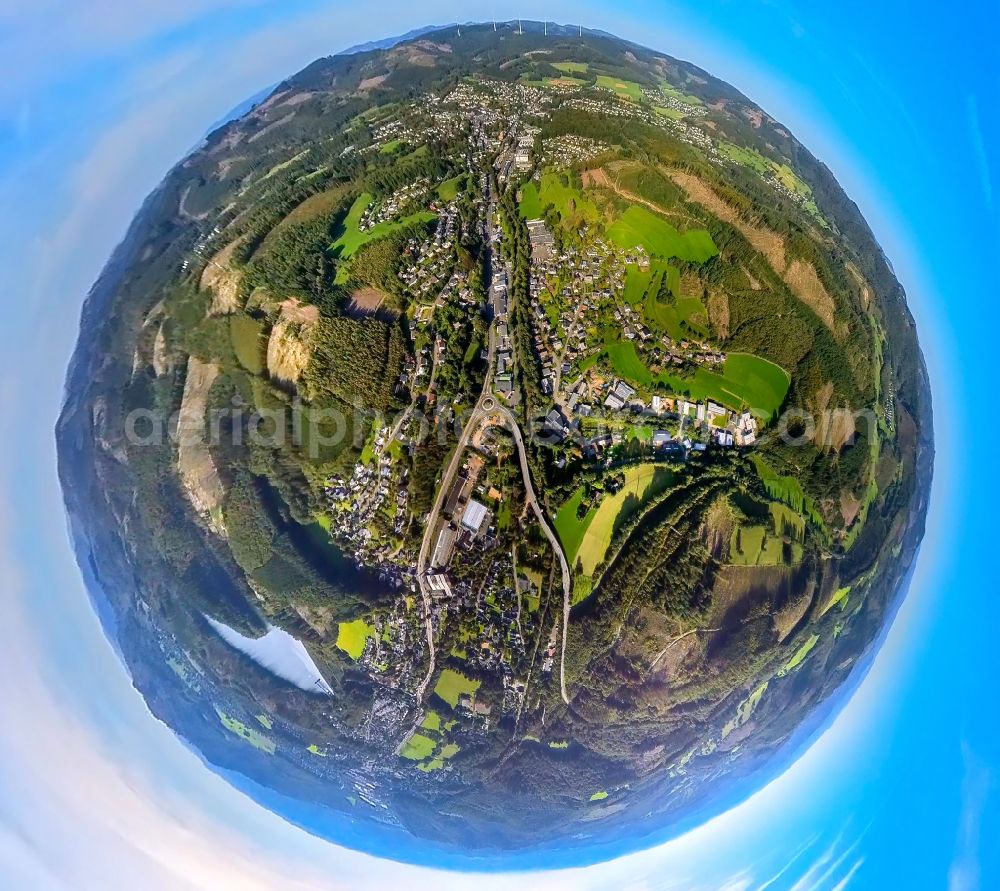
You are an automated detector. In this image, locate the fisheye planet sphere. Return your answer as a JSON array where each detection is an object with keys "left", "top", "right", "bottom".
[{"left": 58, "top": 22, "right": 931, "bottom": 859}]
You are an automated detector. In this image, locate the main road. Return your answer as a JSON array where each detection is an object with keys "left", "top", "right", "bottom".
[
  {"left": 412, "top": 177, "right": 501, "bottom": 704},
  {"left": 412, "top": 169, "right": 574, "bottom": 709}
]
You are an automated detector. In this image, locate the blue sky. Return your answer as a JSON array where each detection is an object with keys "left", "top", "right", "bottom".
[{"left": 0, "top": 1, "right": 997, "bottom": 888}]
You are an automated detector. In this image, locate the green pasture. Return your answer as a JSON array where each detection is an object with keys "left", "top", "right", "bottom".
[
  {"left": 778, "top": 633, "right": 820, "bottom": 676},
  {"left": 331, "top": 191, "right": 436, "bottom": 261},
  {"left": 606, "top": 205, "right": 718, "bottom": 263},
  {"left": 595, "top": 75, "right": 643, "bottom": 101},
  {"left": 400, "top": 732, "right": 436, "bottom": 761},
  {"left": 230, "top": 314, "right": 266, "bottom": 374},
  {"left": 433, "top": 668, "right": 480, "bottom": 709},
  {"left": 572, "top": 464, "right": 673, "bottom": 577},
  {"left": 437, "top": 174, "right": 466, "bottom": 202},
  {"left": 215, "top": 708, "right": 275, "bottom": 754},
  {"left": 335, "top": 618, "right": 376, "bottom": 661},
  {"left": 519, "top": 172, "right": 599, "bottom": 224}
]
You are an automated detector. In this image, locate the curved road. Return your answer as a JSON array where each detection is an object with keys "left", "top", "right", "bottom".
[
  {"left": 494, "top": 405, "right": 573, "bottom": 705},
  {"left": 413, "top": 181, "right": 574, "bottom": 709}
]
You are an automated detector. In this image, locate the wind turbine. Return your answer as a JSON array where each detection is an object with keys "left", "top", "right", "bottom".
[
  {"left": 579, "top": 23, "right": 583, "bottom": 37},
  {"left": 518, "top": 18, "right": 523, "bottom": 35},
  {"left": 544, "top": 20, "right": 547, "bottom": 36}
]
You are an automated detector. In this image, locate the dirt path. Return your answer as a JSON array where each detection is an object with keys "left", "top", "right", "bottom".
[{"left": 649, "top": 626, "right": 721, "bottom": 672}]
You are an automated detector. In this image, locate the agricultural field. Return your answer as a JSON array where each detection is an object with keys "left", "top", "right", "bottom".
[
  {"left": 607, "top": 205, "right": 718, "bottom": 263},
  {"left": 554, "top": 488, "right": 598, "bottom": 564},
  {"left": 752, "top": 456, "right": 827, "bottom": 532},
  {"left": 331, "top": 192, "right": 436, "bottom": 260},
  {"left": 552, "top": 61, "right": 589, "bottom": 74},
  {"left": 778, "top": 633, "right": 820, "bottom": 676},
  {"left": 229, "top": 314, "right": 266, "bottom": 374},
  {"left": 335, "top": 618, "right": 376, "bottom": 660},
  {"left": 433, "top": 668, "right": 480, "bottom": 709},
  {"left": 519, "top": 172, "right": 600, "bottom": 225},
  {"left": 729, "top": 524, "right": 802, "bottom": 566},
  {"left": 657, "top": 353, "right": 790, "bottom": 417},
  {"left": 595, "top": 74, "right": 643, "bottom": 102},
  {"left": 400, "top": 731, "right": 436, "bottom": 760},
  {"left": 557, "top": 464, "right": 673, "bottom": 583},
  {"left": 437, "top": 174, "right": 466, "bottom": 201},
  {"left": 215, "top": 708, "right": 275, "bottom": 754},
  {"left": 658, "top": 81, "right": 704, "bottom": 106}
]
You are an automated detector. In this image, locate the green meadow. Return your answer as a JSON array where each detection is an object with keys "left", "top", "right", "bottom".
[
  {"left": 433, "top": 668, "right": 480, "bottom": 708},
  {"left": 331, "top": 192, "right": 436, "bottom": 261},
  {"left": 556, "top": 464, "right": 673, "bottom": 589},
  {"left": 336, "top": 618, "right": 376, "bottom": 661},
  {"left": 437, "top": 174, "right": 466, "bottom": 202},
  {"left": 519, "top": 172, "right": 599, "bottom": 224},
  {"left": 595, "top": 74, "right": 643, "bottom": 102},
  {"left": 229, "top": 314, "right": 266, "bottom": 374},
  {"left": 607, "top": 205, "right": 718, "bottom": 263}
]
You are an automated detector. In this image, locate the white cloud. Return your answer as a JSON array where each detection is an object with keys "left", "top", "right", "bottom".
[{"left": 948, "top": 743, "right": 992, "bottom": 891}]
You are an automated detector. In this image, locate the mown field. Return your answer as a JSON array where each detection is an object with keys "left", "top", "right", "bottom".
[
  {"left": 331, "top": 192, "right": 436, "bottom": 261},
  {"left": 335, "top": 618, "right": 375, "bottom": 660},
  {"left": 607, "top": 205, "right": 718, "bottom": 263},
  {"left": 595, "top": 74, "right": 643, "bottom": 102},
  {"left": 600, "top": 334, "right": 790, "bottom": 416},
  {"left": 437, "top": 174, "right": 466, "bottom": 202},
  {"left": 433, "top": 668, "right": 480, "bottom": 708},
  {"left": 519, "top": 172, "right": 600, "bottom": 224},
  {"left": 555, "top": 464, "right": 673, "bottom": 585}
]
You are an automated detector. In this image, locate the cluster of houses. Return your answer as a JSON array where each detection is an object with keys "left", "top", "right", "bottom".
[
  {"left": 323, "top": 436, "right": 409, "bottom": 578},
  {"left": 359, "top": 177, "right": 430, "bottom": 230},
  {"left": 539, "top": 134, "right": 609, "bottom": 169},
  {"left": 397, "top": 202, "right": 458, "bottom": 295}
]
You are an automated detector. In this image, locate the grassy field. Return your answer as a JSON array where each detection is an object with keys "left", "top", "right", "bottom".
[
  {"left": 605, "top": 337, "right": 653, "bottom": 384},
  {"left": 230, "top": 314, "right": 266, "bottom": 374},
  {"left": 519, "top": 172, "right": 599, "bottom": 224},
  {"left": 421, "top": 710, "right": 442, "bottom": 731},
  {"left": 573, "top": 464, "right": 673, "bottom": 577},
  {"left": 553, "top": 61, "right": 589, "bottom": 73},
  {"left": 379, "top": 138, "right": 403, "bottom": 154},
  {"left": 778, "top": 633, "right": 820, "bottom": 676},
  {"left": 437, "top": 174, "right": 466, "bottom": 202},
  {"left": 820, "top": 585, "right": 852, "bottom": 617},
  {"left": 595, "top": 74, "right": 643, "bottom": 102},
  {"left": 659, "top": 81, "right": 703, "bottom": 106},
  {"left": 601, "top": 336, "right": 787, "bottom": 417},
  {"left": 752, "top": 456, "right": 827, "bottom": 532},
  {"left": 215, "top": 708, "right": 275, "bottom": 754},
  {"left": 657, "top": 353, "right": 790, "bottom": 417},
  {"left": 400, "top": 732, "right": 436, "bottom": 760},
  {"left": 553, "top": 487, "right": 598, "bottom": 564},
  {"left": 331, "top": 192, "right": 436, "bottom": 261},
  {"left": 589, "top": 791, "right": 609, "bottom": 801},
  {"left": 722, "top": 681, "right": 768, "bottom": 739},
  {"left": 643, "top": 289, "right": 707, "bottom": 340},
  {"left": 433, "top": 668, "right": 480, "bottom": 708},
  {"left": 770, "top": 502, "right": 805, "bottom": 540},
  {"left": 653, "top": 105, "right": 685, "bottom": 120},
  {"left": 607, "top": 205, "right": 718, "bottom": 263},
  {"left": 729, "top": 525, "right": 801, "bottom": 566},
  {"left": 623, "top": 265, "right": 652, "bottom": 306},
  {"left": 335, "top": 618, "right": 376, "bottom": 661}
]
